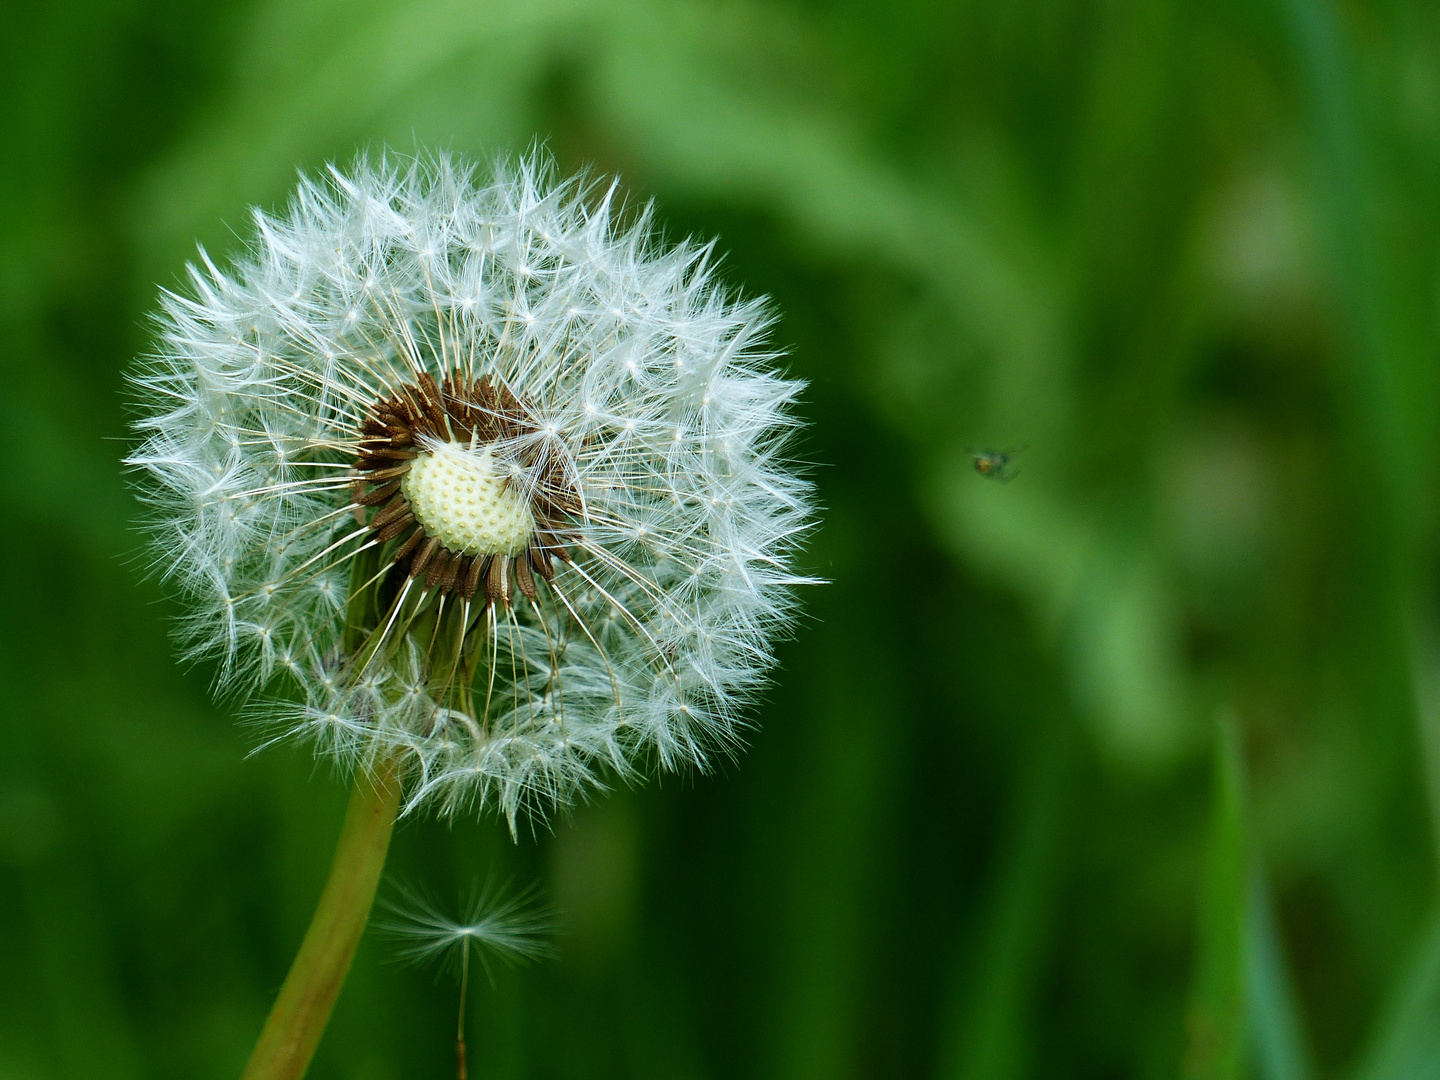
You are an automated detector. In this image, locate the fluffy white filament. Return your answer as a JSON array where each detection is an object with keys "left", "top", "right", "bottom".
[
  {"left": 376, "top": 879, "right": 555, "bottom": 976},
  {"left": 128, "top": 151, "right": 813, "bottom": 826}
]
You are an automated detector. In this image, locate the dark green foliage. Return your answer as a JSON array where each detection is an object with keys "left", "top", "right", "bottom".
[{"left": 3, "top": 0, "right": 1440, "bottom": 1076}]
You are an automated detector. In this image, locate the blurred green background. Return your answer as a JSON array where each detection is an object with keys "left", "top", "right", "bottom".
[{"left": 6, "top": 0, "right": 1440, "bottom": 1077}]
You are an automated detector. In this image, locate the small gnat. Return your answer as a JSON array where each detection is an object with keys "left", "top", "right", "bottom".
[
  {"left": 128, "top": 150, "right": 815, "bottom": 827},
  {"left": 971, "top": 446, "right": 1025, "bottom": 482}
]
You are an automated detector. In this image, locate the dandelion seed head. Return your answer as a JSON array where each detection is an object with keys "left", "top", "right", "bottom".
[
  {"left": 127, "top": 149, "right": 815, "bottom": 828},
  {"left": 402, "top": 443, "right": 535, "bottom": 556}
]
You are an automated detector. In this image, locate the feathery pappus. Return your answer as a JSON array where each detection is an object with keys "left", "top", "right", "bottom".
[
  {"left": 377, "top": 880, "right": 554, "bottom": 1080},
  {"left": 128, "top": 151, "right": 814, "bottom": 827}
]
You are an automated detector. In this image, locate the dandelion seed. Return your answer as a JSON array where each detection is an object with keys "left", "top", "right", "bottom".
[
  {"left": 377, "top": 880, "right": 554, "bottom": 1080},
  {"left": 378, "top": 878, "right": 555, "bottom": 976},
  {"left": 128, "top": 150, "right": 816, "bottom": 828}
]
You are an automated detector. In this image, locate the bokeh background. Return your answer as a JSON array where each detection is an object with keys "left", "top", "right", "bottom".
[{"left": 5, "top": 0, "right": 1440, "bottom": 1077}]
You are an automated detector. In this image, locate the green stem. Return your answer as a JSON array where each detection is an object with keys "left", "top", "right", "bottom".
[{"left": 240, "top": 759, "right": 403, "bottom": 1080}]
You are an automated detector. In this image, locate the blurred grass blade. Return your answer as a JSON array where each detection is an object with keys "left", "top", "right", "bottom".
[
  {"left": 1184, "top": 717, "right": 1246, "bottom": 1080},
  {"left": 1246, "top": 866, "right": 1312, "bottom": 1080},
  {"left": 769, "top": 620, "right": 901, "bottom": 1080},
  {"left": 1407, "top": 617, "right": 1440, "bottom": 868},
  {"left": 1282, "top": 0, "right": 1418, "bottom": 503},
  {"left": 1350, "top": 913, "right": 1440, "bottom": 1080},
  {"left": 940, "top": 722, "right": 1071, "bottom": 1080}
]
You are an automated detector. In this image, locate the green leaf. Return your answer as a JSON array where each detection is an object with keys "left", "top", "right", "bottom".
[{"left": 1246, "top": 867, "right": 1313, "bottom": 1080}]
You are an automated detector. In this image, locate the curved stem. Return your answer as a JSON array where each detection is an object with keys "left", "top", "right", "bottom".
[{"left": 241, "top": 759, "right": 403, "bottom": 1080}]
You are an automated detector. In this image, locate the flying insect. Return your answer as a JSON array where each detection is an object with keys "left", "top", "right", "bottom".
[{"left": 971, "top": 447, "right": 1024, "bottom": 482}]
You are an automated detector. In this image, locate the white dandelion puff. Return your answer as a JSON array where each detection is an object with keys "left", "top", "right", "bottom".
[{"left": 128, "top": 149, "right": 815, "bottom": 828}]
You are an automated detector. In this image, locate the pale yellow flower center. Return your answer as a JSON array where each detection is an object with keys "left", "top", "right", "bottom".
[{"left": 401, "top": 442, "right": 535, "bottom": 556}]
